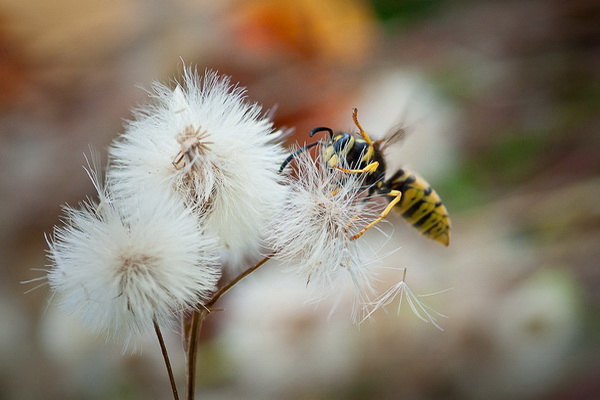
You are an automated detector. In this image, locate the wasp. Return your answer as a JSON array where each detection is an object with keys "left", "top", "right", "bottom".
[{"left": 280, "top": 108, "right": 451, "bottom": 246}]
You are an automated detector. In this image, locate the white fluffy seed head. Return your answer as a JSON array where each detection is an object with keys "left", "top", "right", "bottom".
[
  {"left": 268, "top": 151, "right": 385, "bottom": 316},
  {"left": 108, "top": 67, "right": 288, "bottom": 268},
  {"left": 47, "top": 176, "right": 221, "bottom": 340}
]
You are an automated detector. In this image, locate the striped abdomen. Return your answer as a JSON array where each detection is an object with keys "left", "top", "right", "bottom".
[{"left": 385, "top": 169, "right": 451, "bottom": 246}]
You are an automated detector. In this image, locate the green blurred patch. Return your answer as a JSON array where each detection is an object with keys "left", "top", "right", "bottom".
[
  {"left": 482, "top": 131, "right": 550, "bottom": 183},
  {"left": 370, "top": 0, "right": 449, "bottom": 28},
  {"left": 197, "top": 339, "right": 231, "bottom": 386},
  {"left": 430, "top": 66, "right": 480, "bottom": 103},
  {"left": 434, "top": 164, "right": 489, "bottom": 212},
  {"left": 436, "top": 131, "right": 551, "bottom": 211}
]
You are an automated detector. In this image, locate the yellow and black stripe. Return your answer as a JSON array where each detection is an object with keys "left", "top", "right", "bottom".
[
  {"left": 386, "top": 168, "right": 451, "bottom": 246},
  {"left": 279, "top": 108, "right": 451, "bottom": 246}
]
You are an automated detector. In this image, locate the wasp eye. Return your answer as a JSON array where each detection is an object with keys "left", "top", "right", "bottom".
[{"left": 333, "top": 135, "right": 352, "bottom": 154}]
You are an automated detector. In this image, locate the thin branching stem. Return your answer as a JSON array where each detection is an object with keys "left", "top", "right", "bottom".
[
  {"left": 184, "top": 253, "right": 274, "bottom": 400},
  {"left": 154, "top": 319, "right": 180, "bottom": 400},
  {"left": 185, "top": 310, "right": 205, "bottom": 400},
  {"left": 206, "top": 253, "right": 273, "bottom": 309}
]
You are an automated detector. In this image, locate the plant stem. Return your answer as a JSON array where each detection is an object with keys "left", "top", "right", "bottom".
[
  {"left": 184, "top": 253, "right": 273, "bottom": 400},
  {"left": 185, "top": 310, "right": 205, "bottom": 400},
  {"left": 206, "top": 253, "right": 273, "bottom": 309},
  {"left": 154, "top": 320, "right": 180, "bottom": 400}
]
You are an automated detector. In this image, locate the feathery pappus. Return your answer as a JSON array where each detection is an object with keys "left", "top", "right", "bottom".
[{"left": 46, "top": 169, "right": 221, "bottom": 340}]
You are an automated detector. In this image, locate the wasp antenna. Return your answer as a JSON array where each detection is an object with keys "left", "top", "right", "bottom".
[
  {"left": 352, "top": 108, "right": 375, "bottom": 146},
  {"left": 279, "top": 141, "right": 321, "bottom": 172},
  {"left": 309, "top": 127, "right": 334, "bottom": 139}
]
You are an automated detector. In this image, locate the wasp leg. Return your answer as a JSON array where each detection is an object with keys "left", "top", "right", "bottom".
[
  {"left": 351, "top": 189, "right": 402, "bottom": 240},
  {"left": 352, "top": 108, "right": 375, "bottom": 146},
  {"left": 332, "top": 161, "right": 379, "bottom": 174}
]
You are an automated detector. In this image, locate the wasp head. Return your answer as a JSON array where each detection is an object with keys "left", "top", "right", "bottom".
[{"left": 325, "top": 133, "right": 373, "bottom": 170}]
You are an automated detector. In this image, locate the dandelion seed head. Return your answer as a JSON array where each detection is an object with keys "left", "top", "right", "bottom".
[
  {"left": 109, "top": 67, "right": 287, "bottom": 267},
  {"left": 269, "top": 151, "right": 383, "bottom": 318},
  {"left": 47, "top": 177, "right": 221, "bottom": 340}
]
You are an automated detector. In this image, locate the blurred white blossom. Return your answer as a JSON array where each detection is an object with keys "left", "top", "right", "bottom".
[
  {"left": 220, "top": 270, "right": 360, "bottom": 397},
  {"left": 108, "top": 68, "right": 287, "bottom": 267},
  {"left": 47, "top": 171, "right": 221, "bottom": 340}
]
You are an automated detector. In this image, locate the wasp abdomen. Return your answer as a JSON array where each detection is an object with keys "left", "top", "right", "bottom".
[{"left": 386, "top": 169, "right": 451, "bottom": 246}]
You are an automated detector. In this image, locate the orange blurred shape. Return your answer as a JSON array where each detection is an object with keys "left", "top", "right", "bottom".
[
  {"left": 0, "top": 16, "right": 28, "bottom": 109},
  {"left": 229, "top": 0, "right": 376, "bottom": 63}
]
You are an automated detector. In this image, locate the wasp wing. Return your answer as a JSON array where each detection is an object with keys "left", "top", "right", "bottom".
[{"left": 378, "top": 124, "right": 407, "bottom": 152}]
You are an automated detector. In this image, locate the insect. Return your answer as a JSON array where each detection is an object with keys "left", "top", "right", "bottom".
[{"left": 280, "top": 108, "right": 451, "bottom": 246}]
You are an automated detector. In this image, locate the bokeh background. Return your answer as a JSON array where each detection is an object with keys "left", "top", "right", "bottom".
[{"left": 1, "top": 0, "right": 598, "bottom": 399}]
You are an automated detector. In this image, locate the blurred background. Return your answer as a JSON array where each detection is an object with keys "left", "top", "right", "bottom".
[{"left": 1, "top": 0, "right": 598, "bottom": 398}]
